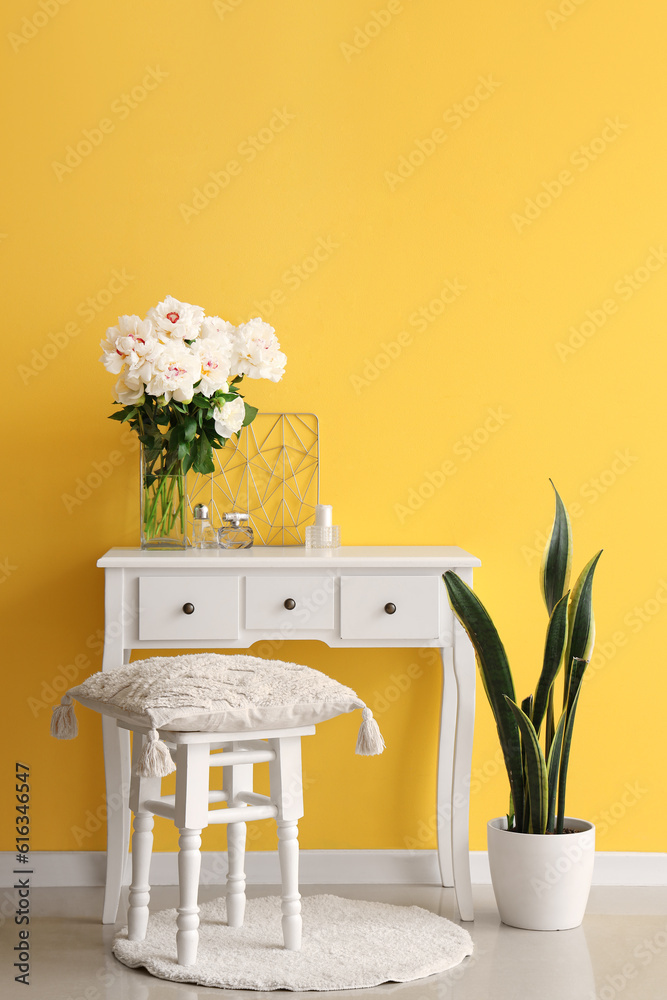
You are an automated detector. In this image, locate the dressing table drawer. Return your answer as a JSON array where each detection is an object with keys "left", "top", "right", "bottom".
[
  {"left": 339, "top": 575, "right": 440, "bottom": 640},
  {"left": 139, "top": 576, "right": 239, "bottom": 641}
]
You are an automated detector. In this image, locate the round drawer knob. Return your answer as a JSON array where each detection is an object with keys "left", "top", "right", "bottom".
[
  {"left": 384, "top": 602, "right": 397, "bottom": 615},
  {"left": 182, "top": 603, "right": 195, "bottom": 615},
  {"left": 284, "top": 598, "right": 296, "bottom": 610}
]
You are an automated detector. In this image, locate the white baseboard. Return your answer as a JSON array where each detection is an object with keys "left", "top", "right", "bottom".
[{"left": 2, "top": 850, "right": 666, "bottom": 888}]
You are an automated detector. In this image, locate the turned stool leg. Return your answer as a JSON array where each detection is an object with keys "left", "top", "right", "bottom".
[
  {"left": 127, "top": 738, "right": 162, "bottom": 942},
  {"left": 277, "top": 819, "right": 301, "bottom": 950},
  {"left": 270, "top": 735, "right": 304, "bottom": 952},
  {"left": 223, "top": 748, "right": 253, "bottom": 928},
  {"left": 174, "top": 742, "right": 210, "bottom": 967},
  {"left": 176, "top": 828, "right": 202, "bottom": 966},
  {"left": 226, "top": 822, "right": 247, "bottom": 927},
  {"left": 127, "top": 811, "right": 154, "bottom": 941}
]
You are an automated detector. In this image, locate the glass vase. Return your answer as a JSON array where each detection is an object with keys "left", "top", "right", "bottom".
[{"left": 140, "top": 445, "right": 188, "bottom": 549}]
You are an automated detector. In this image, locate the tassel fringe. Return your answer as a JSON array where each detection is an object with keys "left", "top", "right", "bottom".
[
  {"left": 51, "top": 694, "right": 78, "bottom": 740},
  {"left": 355, "top": 707, "right": 385, "bottom": 756},
  {"left": 136, "top": 729, "right": 176, "bottom": 778}
]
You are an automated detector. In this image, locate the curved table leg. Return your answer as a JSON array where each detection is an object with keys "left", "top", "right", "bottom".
[
  {"left": 436, "top": 647, "right": 456, "bottom": 886},
  {"left": 102, "top": 717, "right": 131, "bottom": 923},
  {"left": 451, "top": 619, "right": 476, "bottom": 921}
]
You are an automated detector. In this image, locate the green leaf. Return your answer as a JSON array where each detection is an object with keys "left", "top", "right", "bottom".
[
  {"left": 556, "top": 657, "right": 588, "bottom": 833},
  {"left": 546, "top": 710, "right": 566, "bottom": 833},
  {"left": 242, "top": 402, "right": 259, "bottom": 427},
  {"left": 443, "top": 571, "right": 524, "bottom": 832},
  {"left": 532, "top": 591, "right": 569, "bottom": 737},
  {"left": 183, "top": 415, "right": 197, "bottom": 442},
  {"left": 540, "top": 481, "right": 572, "bottom": 616},
  {"left": 562, "top": 550, "right": 602, "bottom": 706},
  {"left": 505, "top": 697, "right": 548, "bottom": 835}
]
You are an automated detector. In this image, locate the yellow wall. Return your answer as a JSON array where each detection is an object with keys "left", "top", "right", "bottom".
[{"left": 3, "top": 0, "right": 666, "bottom": 856}]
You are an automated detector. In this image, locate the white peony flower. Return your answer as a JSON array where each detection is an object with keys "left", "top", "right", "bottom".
[
  {"left": 231, "top": 317, "right": 286, "bottom": 382},
  {"left": 146, "top": 342, "right": 202, "bottom": 403},
  {"left": 196, "top": 316, "right": 235, "bottom": 395},
  {"left": 146, "top": 295, "right": 205, "bottom": 343},
  {"left": 113, "top": 370, "right": 145, "bottom": 405},
  {"left": 213, "top": 396, "right": 246, "bottom": 438},
  {"left": 100, "top": 315, "right": 159, "bottom": 379}
]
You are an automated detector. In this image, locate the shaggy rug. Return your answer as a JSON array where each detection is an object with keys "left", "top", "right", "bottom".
[{"left": 113, "top": 893, "right": 474, "bottom": 991}]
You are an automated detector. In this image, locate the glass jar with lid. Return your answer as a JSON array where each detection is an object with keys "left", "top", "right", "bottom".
[{"left": 218, "top": 512, "right": 254, "bottom": 549}]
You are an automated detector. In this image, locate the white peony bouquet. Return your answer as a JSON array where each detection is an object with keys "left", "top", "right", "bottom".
[{"left": 100, "top": 295, "right": 286, "bottom": 545}]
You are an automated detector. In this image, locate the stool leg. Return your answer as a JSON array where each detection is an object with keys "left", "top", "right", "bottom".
[
  {"left": 223, "top": 749, "right": 253, "bottom": 928},
  {"left": 269, "top": 735, "right": 304, "bottom": 951},
  {"left": 127, "top": 811, "right": 154, "bottom": 941},
  {"left": 277, "top": 819, "right": 301, "bottom": 950},
  {"left": 176, "top": 828, "right": 202, "bottom": 966},
  {"left": 226, "top": 821, "right": 247, "bottom": 927}
]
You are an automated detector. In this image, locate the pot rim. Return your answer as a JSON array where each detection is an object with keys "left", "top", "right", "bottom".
[{"left": 488, "top": 816, "right": 595, "bottom": 838}]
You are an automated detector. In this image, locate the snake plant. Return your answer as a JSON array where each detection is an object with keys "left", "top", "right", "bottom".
[{"left": 443, "top": 482, "right": 602, "bottom": 834}]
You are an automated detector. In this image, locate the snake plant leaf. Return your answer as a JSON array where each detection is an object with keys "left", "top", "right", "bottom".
[
  {"left": 540, "top": 481, "right": 573, "bottom": 616},
  {"left": 532, "top": 591, "right": 570, "bottom": 737},
  {"left": 556, "top": 657, "right": 588, "bottom": 833},
  {"left": 562, "top": 550, "right": 602, "bottom": 704},
  {"left": 504, "top": 697, "right": 548, "bottom": 835},
  {"left": 443, "top": 571, "right": 524, "bottom": 832},
  {"left": 546, "top": 710, "right": 566, "bottom": 834}
]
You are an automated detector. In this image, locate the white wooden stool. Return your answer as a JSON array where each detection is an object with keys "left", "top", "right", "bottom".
[{"left": 119, "top": 720, "right": 315, "bottom": 967}]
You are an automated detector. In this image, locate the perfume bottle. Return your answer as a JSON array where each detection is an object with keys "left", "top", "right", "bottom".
[
  {"left": 305, "top": 504, "right": 341, "bottom": 549},
  {"left": 218, "top": 512, "right": 254, "bottom": 549},
  {"left": 191, "top": 504, "right": 218, "bottom": 548}
]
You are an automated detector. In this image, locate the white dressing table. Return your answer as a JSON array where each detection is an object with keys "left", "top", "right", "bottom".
[{"left": 97, "top": 545, "right": 480, "bottom": 922}]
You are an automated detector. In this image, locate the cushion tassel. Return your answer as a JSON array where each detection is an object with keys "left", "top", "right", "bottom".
[
  {"left": 355, "top": 707, "right": 385, "bottom": 756},
  {"left": 136, "top": 729, "right": 176, "bottom": 778},
  {"left": 50, "top": 694, "right": 78, "bottom": 740}
]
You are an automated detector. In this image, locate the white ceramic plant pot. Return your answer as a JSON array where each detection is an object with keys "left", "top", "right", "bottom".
[{"left": 487, "top": 816, "right": 595, "bottom": 931}]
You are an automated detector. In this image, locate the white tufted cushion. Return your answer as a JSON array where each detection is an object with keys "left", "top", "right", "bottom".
[{"left": 67, "top": 652, "right": 366, "bottom": 734}]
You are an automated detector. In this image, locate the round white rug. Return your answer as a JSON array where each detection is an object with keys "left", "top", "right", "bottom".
[{"left": 113, "top": 893, "right": 474, "bottom": 991}]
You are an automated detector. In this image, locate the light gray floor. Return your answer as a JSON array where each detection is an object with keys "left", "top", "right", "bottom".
[{"left": 1, "top": 884, "right": 666, "bottom": 999}]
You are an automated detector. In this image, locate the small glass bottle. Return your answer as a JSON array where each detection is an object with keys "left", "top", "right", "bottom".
[
  {"left": 218, "top": 512, "right": 254, "bottom": 549},
  {"left": 191, "top": 503, "right": 218, "bottom": 548}
]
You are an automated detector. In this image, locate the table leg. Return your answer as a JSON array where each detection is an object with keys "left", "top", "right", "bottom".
[
  {"left": 101, "top": 717, "right": 131, "bottom": 924},
  {"left": 451, "top": 620, "right": 476, "bottom": 921},
  {"left": 436, "top": 647, "right": 456, "bottom": 886}
]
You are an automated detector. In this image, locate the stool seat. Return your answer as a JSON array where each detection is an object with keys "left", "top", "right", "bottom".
[{"left": 123, "top": 721, "right": 315, "bottom": 967}]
